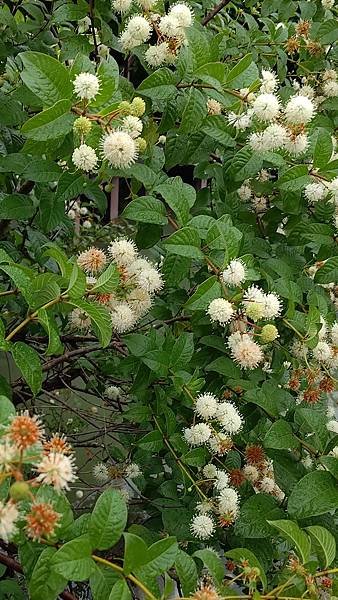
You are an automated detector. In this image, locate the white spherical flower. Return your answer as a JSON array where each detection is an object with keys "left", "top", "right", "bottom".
[
  {"left": 125, "top": 463, "right": 142, "bottom": 478},
  {"left": 222, "top": 259, "right": 246, "bottom": 287},
  {"left": 120, "top": 30, "right": 137, "bottom": 51},
  {"left": 243, "top": 464, "right": 259, "bottom": 483},
  {"left": 323, "top": 81, "right": 338, "bottom": 97},
  {"left": 83, "top": 220, "right": 92, "bottom": 229},
  {"left": 248, "top": 132, "right": 269, "bottom": 152},
  {"left": 322, "top": 0, "right": 335, "bottom": 9},
  {"left": 331, "top": 322, "right": 338, "bottom": 345},
  {"left": 207, "top": 98, "right": 222, "bottom": 115},
  {"left": 0, "top": 501, "right": 19, "bottom": 543},
  {"left": 304, "top": 182, "right": 327, "bottom": 203},
  {"left": 127, "top": 258, "right": 152, "bottom": 276},
  {"left": 73, "top": 72, "right": 100, "bottom": 101},
  {"left": 105, "top": 385, "right": 121, "bottom": 400},
  {"left": 238, "top": 184, "right": 252, "bottom": 201},
  {"left": 312, "top": 341, "right": 333, "bottom": 363},
  {"left": 195, "top": 393, "right": 218, "bottom": 420},
  {"left": 218, "top": 487, "right": 239, "bottom": 514},
  {"left": 299, "top": 85, "right": 315, "bottom": 99},
  {"left": 228, "top": 111, "right": 253, "bottom": 130},
  {"left": 121, "top": 116, "right": 143, "bottom": 139},
  {"left": 214, "top": 469, "right": 230, "bottom": 491},
  {"left": 263, "top": 123, "right": 289, "bottom": 150},
  {"left": 327, "top": 420, "right": 338, "bottom": 433},
  {"left": 260, "top": 70, "right": 278, "bottom": 94},
  {"left": 203, "top": 463, "right": 218, "bottom": 479},
  {"left": 216, "top": 402, "right": 243, "bottom": 434},
  {"left": 169, "top": 3, "right": 193, "bottom": 27},
  {"left": 112, "top": 0, "right": 132, "bottom": 12},
  {"left": 125, "top": 15, "right": 152, "bottom": 42},
  {"left": 252, "top": 93, "right": 280, "bottom": 121},
  {"left": 158, "top": 14, "right": 182, "bottom": 37},
  {"left": 284, "top": 95, "right": 315, "bottom": 124},
  {"left": 323, "top": 69, "right": 337, "bottom": 81},
  {"left": 127, "top": 288, "right": 152, "bottom": 317},
  {"left": 36, "top": 452, "right": 77, "bottom": 491},
  {"left": 209, "top": 432, "right": 232, "bottom": 455},
  {"left": 229, "top": 333, "right": 264, "bottom": 369},
  {"left": 329, "top": 446, "right": 338, "bottom": 458},
  {"left": 102, "top": 130, "right": 138, "bottom": 169},
  {"left": 184, "top": 423, "right": 212, "bottom": 446},
  {"left": 243, "top": 285, "right": 265, "bottom": 309},
  {"left": 145, "top": 43, "right": 170, "bottom": 68},
  {"left": 207, "top": 298, "right": 234, "bottom": 325},
  {"left": 263, "top": 293, "right": 282, "bottom": 319},
  {"left": 0, "top": 440, "right": 18, "bottom": 472},
  {"left": 137, "top": 0, "right": 157, "bottom": 9},
  {"left": 136, "top": 267, "right": 164, "bottom": 294},
  {"left": 93, "top": 462, "right": 109, "bottom": 483},
  {"left": 260, "top": 476, "right": 275, "bottom": 493},
  {"left": 190, "top": 514, "right": 215, "bottom": 539},
  {"left": 284, "top": 133, "right": 309, "bottom": 155},
  {"left": 69, "top": 308, "right": 91, "bottom": 331},
  {"left": 76, "top": 490, "right": 84, "bottom": 499},
  {"left": 195, "top": 501, "right": 213, "bottom": 514},
  {"left": 108, "top": 238, "right": 138, "bottom": 266},
  {"left": 72, "top": 145, "right": 98, "bottom": 173},
  {"left": 111, "top": 303, "right": 137, "bottom": 333}
]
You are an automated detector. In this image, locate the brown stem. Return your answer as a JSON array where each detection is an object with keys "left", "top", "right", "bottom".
[{"left": 202, "top": 0, "right": 233, "bottom": 26}]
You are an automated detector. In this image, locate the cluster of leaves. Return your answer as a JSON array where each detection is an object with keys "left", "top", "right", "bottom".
[{"left": 0, "top": 0, "right": 337, "bottom": 598}]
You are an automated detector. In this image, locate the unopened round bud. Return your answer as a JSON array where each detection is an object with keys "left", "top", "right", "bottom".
[
  {"left": 73, "top": 116, "right": 92, "bottom": 136},
  {"left": 91, "top": 406, "right": 98, "bottom": 414},
  {"left": 118, "top": 100, "right": 132, "bottom": 114},
  {"left": 104, "top": 183, "right": 113, "bottom": 192},
  {"left": 261, "top": 324, "right": 279, "bottom": 343},
  {"left": 130, "top": 97, "right": 146, "bottom": 117},
  {"left": 245, "top": 302, "right": 264, "bottom": 322},
  {"left": 10, "top": 481, "right": 31, "bottom": 501},
  {"left": 136, "top": 137, "right": 147, "bottom": 153},
  {"left": 158, "top": 135, "right": 166, "bottom": 144},
  {"left": 76, "top": 490, "right": 84, "bottom": 499}
]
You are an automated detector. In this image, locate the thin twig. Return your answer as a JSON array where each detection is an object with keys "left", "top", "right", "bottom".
[{"left": 202, "top": 0, "right": 232, "bottom": 26}]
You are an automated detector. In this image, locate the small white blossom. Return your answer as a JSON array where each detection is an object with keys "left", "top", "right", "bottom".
[
  {"left": 136, "top": 267, "right": 164, "bottom": 293},
  {"left": 209, "top": 432, "right": 232, "bottom": 455},
  {"left": 125, "top": 15, "right": 152, "bottom": 43},
  {"left": 195, "top": 501, "right": 213, "bottom": 514},
  {"left": 105, "top": 385, "right": 121, "bottom": 400},
  {"left": 73, "top": 73, "right": 100, "bottom": 101},
  {"left": 284, "top": 133, "right": 309, "bottom": 155},
  {"left": 229, "top": 333, "right": 264, "bottom": 369},
  {"left": 238, "top": 184, "right": 252, "bottom": 201},
  {"left": 145, "top": 43, "right": 170, "bottom": 67},
  {"left": 222, "top": 259, "right": 246, "bottom": 287},
  {"left": 252, "top": 93, "right": 280, "bottom": 121},
  {"left": 263, "top": 123, "right": 289, "bottom": 150},
  {"left": 112, "top": 0, "right": 133, "bottom": 12},
  {"left": 243, "top": 464, "right": 259, "bottom": 483},
  {"left": 36, "top": 452, "right": 77, "bottom": 491},
  {"left": 195, "top": 393, "right": 218, "bottom": 420},
  {"left": 72, "top": 144, "right": 98, "bottom": 172},
  {"left": 0, "top": 501, "right": 19, "bottom": 542},
  {"left": 203, "top": 463, "right": 218, "bottom": 479},
  {"left": 207, "top": 98, "right": 222, "bottom": 115},
  {"left": 169, "top": 3, "right": 193, "bottom": 27},
  {"left": 216, "top": 402, "right": 243, "bottom": 434},
  {"left": 102, "top": 130, "right": 138, "bottom": 169},
  {"left": 0, "top": 440, "right": 18, "bottom": 472},
  {"left": 184, "top": 423, "right": 212, "bottom": 446},
  {"left": 93, "top": 463, "right": 109, "bottom": 483},
  {"left": 207, "top": 298, "right": 235, "bottom": 325},
  {"left": 228, "top": 111, "right": 253, "bottom": 130},
  {"left": 263, "top": 293, "right": 282, "bottom": 319},
  {"left": 190, "top": 514, "right": 215, "bottom": 539},
  {"left": 304, "top": 182, "right": 327, "bottom": 203},
  {"left": 322, "top": 0, "right": 335, "bottom": 9},
  {"left": 158, "top": 14, "right": 182, "bottom": 37},
  {"left": 121, "top": 116, "right": 143, "bottom": 139},
  {"left": 260, "top": 70, "right": 278, "bottom": 93},
  {"left": 327, "top": 420, "right": 338, "bottom": 434},
  {"left": 260, "top": 476, "right": 275, "bottom": 493},
  {"left": 108, "top": 238, "right": 138, "bottom": 266},
  {"left": 125, "top": 463, "right": 142, "bottom": 478},
  {"left": 312, "top": 341, "right": 333, "bottom": 363},
  {"left": 284, "top": 95, "right": 315, "bottom": 124},
  {"left": 111, "top": 303, "right": 137, "bottom": 333},
  {"left": 331, "top": 322, "right": 338, "bottom": 345},
  {"left": 214, "top": 469, "right": 230, "bottom": 491},
  {"left": 218, "top": 487, "right": 239, "bottom": 515},
  {"left": 69, "top": 308, "right": 91, "bottom": 331}
]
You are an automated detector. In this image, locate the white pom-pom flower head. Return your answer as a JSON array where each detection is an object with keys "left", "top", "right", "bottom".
[
  {"left": 121, "top": 115, "right": 143, "bottom": 139},
  {"left": 194, "top": 392, "right": 218, "bottom": 420},
  {"left": 72, "top": 144, "right": 98, "bottom": 172},
  {"left": 108, "top": 238, "right": 138, "bottom": 266},
  {"left": 252, "top": 93, "right": 280, "bottom": 121},
  {"left": 102, "top": 130, "right": 138, "bottom": 169},
  {"left": 73, "top": 72, "right": 100, "bottom": 101},
  {"left": 168, "top": 2, "right": 193, "bottom": 27},
  {"left": 190, "top": 514, "right": 215, "bottom": 539},
  {"left": 222, "top": 259, "right": 246, "bottom": 287},
  {"left": 207, "top": 298, "right": 234, "bottom": 325},
  {"left": 284, "top": 95, "right": 315, "bottom": 124}
]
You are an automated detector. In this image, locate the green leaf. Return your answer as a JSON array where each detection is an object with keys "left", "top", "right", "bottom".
[
  {"left": 193, "top": 549, "right": 225, "bottom": 585},
  {"left": 56, "top": 172, "right": 86, "bottom": 203},
  {"left": 109, "top": 580, "right": 131, "bottom": 600},
  {"left": 90, "top": 565, "right": 120, "bottom": 600},
  {"left": 185, "top": 276, "right": 222, "bottom": 311},
  {"left": 314, "top": 257, "right": 338, "bottom": 284},
  {"left": 66, "top": 263, "right": 87, "bottom": 298},
  {"left": 264, "top": 420, "right": 298, "bottom": 450},
  {"left": 138, "top": 68, "right": 177, "bottom": 101},
  {"left": 37, "top": 308, "right": 63, "bottom": 355},
  {"left": 0, "top": 154, "right": 61, "bottom": 183},
  {"left": 206, "top": 356, "right": 241, "bottom": 379},
  {"left": 43, "top": 246, "right": 70, "bottom": 277},
  {"left": 288, "top": 472, "right": 338, "bottom": 519},
  {"left": 123, "top": 533, "right": 149, "bottom": 575},
  {"left": 19, "top": 51, "right": 72, "bottom": 106},
  {"left": 278, "top": 165, "right": 311, "bottom": 191},
  {"left": 235, "top": 494, "right": 284, "bottom": 539},
  {"left": 51, "top": 536, "right": 95, "bottom": 581},
  {"left": 91, "top": 262, "right": 120, "bottom": 294},
  {"left": 0, "top": 396, "right": 15, "bottom": 423},
  {"left": 89, "top": 489, "right": 128, "bottom": 550},
  {"left": 0, "top": 194, "right": 34, "bottom": 220},
  {"left": 203, "top": 115, "right": 236, "bottom": 147},
  {"left": 313, "top": 128, "right": 333, "bottom": 170},
  {"left": 155, "top": 177, "right": 196, "bottom": 225},
  {"left": 67, "top": 298, "right": 112, "bottom": 347},
  {"left": 175, "top": 550, "right": 198, "bottom": 596},
  {"left": 11, "top": 342, "right": 42, "bottom": 395},
  {"left": 268, "top": 520, "right": 311, "bottom": 564},
  {"left": 180, "top": 88, "right": 207, "bottom": 134},
  {"left": 0, "top": 264, "right": 32, "bottom": 302},
  {"left": 170, "top": 333, "right": 194, "bottom": 369},
  {"left": 225, "top": 548, "right": 267, "bottom": 590},
  {"left": 317, "top": 19, "right": 338, "bottom": 44},
  {"left": 134, "top": 538, "right": 179, "bottom": 594},
  {"left": 306, "top": 525, "right": 336, "bottom": 567},
  {"left": 122, "top": 196, "right": 168, "bottom": 225},
  {"left": 21, "top": 99, "right": 74, "bottom": 141},
  {"left": 319, "top": 456, "right": 338, "bottom": 480},
  {"left": 53, "top": 0, "right": 88, "bottom": 23},
  {"left": 29, "top": 548, "right": 68, "bottom": 600},
  {"left": 164, "top": 227, "right": 203, "bottom": 259},
  {"left": 91, "top": 58, "right": 120, "bottom": 107},
  {"left": 225, "top": 53, "right": 259, "bottom": 88},
  {"left": 39, "top": 190, "right": 65, "bottom": 232}
]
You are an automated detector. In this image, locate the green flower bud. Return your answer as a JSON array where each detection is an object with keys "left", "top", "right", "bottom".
[
  {"left": 130, "top": 97, "right": 146, "bottom": 117},
  {"left": 118, "top": 100, "right": 132, "bottom": 114},
  {"left": 73, "top": 116, "right": 92, "bottom": 136},
  {"left": 261, "top": 324, "right": 279, "bottom": 343},
  {"left": 245, "top": 302, "right": 264, "bottom": 322},
  {"left": 136, "top": 137, "right": 147, "bottom": 153},
  {"left": 10, "top": 481, "right": 31, "bottom": 501}
]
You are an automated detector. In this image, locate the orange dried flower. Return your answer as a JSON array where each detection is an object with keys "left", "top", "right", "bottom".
[
  {"left": 319, "top": 376, "right": 335, "bottom": 393},
  {"left": 25, "top": 502, "right": 60, "bottom": 541},
  {"left": 95, "top": 293, "right": 113, "bottom": 305},
  {"left": 43, "top": 433, "right": 72, "bottom": 455},
  {"left": 285, "top": 37, "right": 300, "bottom": 54},
  {"left": 229, "top": 469, "right": 245, "bottom": 487},
  {"left": 245, "top": 445, "right": 265, "bottom": 465},
  {"left": 321, "top": 577, "right": 332, "bottom": 588},
  {"left": 306, "top": 41, "right": 322, "bottom": 56},
  {"left": 296, "top": 20, "right": 311, "bottom": 37},
  {"left": 77, "top": 247, "right": 107, "bottom": 274},
  {"left": 288, "top": 378, "right": 301, "bottom": 391},
  {"left": 191, "top": 585, "right": 220, "bottom": 600},
  {"left": 303, "top": 387, "right": 321, "bottom": 404},
  {"left": 226, "top": 560, "right": 236, "bottom": 572},
  {"left": 9, "top": 412, "right": 44, "bottom": 451},
  {"left": 219, "top": 513, "right": 235, "bottom": 528}
]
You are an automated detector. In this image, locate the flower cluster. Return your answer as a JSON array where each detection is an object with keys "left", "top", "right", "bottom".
[
  {"left": 0, "top": 412, "right": 77, "bottom": 544},
  {"left": 112, "top": 2, "right": 194, "bottom": 67},
  {"left": 66, "top": 200, "right": 92, "bottom": 229},
  {"left": 73, "top": 239, "right": 163, "bottom": 334}
]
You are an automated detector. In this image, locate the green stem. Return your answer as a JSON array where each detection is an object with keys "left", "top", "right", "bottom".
[
  {"left": 5, "top": 296, "right": 64, "bottom": 342},
  {"left": 0, "top": 289, "right": 17, "bottom": 297},
  {"left": 92, "top": 555, "right": 157, "bottom": 600}
]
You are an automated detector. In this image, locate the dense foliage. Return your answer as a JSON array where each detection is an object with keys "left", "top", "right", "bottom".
[{"left": 0, "top": 0, "right": 337, "bottom": 598}]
